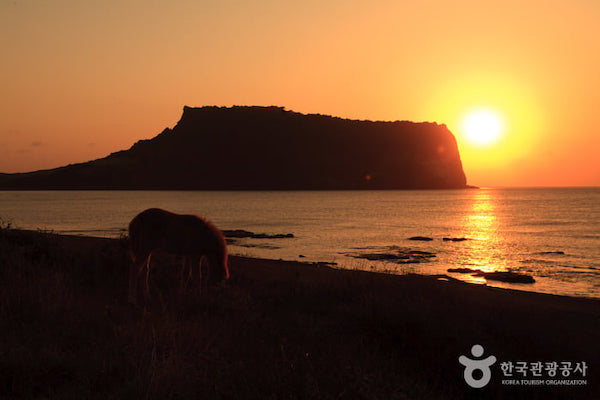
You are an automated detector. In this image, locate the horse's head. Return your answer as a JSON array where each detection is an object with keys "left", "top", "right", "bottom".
[{"left": 209, "top": 255, "right": 229, "bottom": 284}]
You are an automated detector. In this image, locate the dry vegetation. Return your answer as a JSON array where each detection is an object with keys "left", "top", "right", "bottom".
[{"left": 1, "top": 227, "right": 598, "bottom": 399}]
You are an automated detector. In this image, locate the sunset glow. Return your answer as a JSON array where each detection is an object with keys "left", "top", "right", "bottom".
[{"left": 1, "top": 0, "right": 599, "bottom": 187}]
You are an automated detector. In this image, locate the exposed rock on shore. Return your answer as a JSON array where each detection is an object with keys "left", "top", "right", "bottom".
[
  {"left": 348, "top": 246, "right": 436, "bottom": 264},
  {"left": 448, "top": 267, "right": 536, "bottom": 283}
]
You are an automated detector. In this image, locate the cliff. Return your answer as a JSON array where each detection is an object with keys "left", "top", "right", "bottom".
[{"left": 0, "top": 106, "right": 469, "bottom": 190}]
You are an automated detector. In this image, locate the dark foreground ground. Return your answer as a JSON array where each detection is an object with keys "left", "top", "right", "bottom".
[{"left": 1, "top": 228, "right": 598, "bottom": 399}]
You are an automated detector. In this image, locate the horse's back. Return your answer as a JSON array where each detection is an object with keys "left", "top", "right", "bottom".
[
  {"left": 129, "top": 208, "right": 225, "bottom": 256},
  {"left": 163, "top": 214, "right": 224, "bottom": 255}
]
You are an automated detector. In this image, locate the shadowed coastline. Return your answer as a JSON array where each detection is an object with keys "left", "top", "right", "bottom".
[{"left": 1, "top": 228, "right": 598, "bottom": 399}]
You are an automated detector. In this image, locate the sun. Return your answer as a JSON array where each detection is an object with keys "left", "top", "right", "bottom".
[{"left": 461, "top": 109, "right": 504, "bottom": 146}]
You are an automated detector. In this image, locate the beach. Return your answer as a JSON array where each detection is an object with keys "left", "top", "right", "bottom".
[{"left": 1, "top": 228, "right": 598, "bottom": 399}]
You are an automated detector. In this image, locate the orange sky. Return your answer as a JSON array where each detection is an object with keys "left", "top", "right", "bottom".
[{"left": 1, "top": 0, "right": 599, "bottom": 187}]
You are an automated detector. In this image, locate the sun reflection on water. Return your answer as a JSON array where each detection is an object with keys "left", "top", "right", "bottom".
[
  {"left": 467, "top": 191, "right": 496, "bottom": 242},
  {"left": 460, "top": 190, "right": 506, "bottom": 284}
]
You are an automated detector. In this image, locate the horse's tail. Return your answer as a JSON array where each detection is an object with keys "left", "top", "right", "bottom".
[{"left": 128, "top": 217, "right": 139, "bottom": 262}]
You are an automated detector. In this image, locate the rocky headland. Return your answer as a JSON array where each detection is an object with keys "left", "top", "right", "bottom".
[{"left": 0, "top": 106, "right": 470, "bottom": 190}]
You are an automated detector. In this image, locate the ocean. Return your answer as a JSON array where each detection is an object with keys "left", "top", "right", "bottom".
[{"left": 1, "top": 188, "right": 598, "bottom": 299}]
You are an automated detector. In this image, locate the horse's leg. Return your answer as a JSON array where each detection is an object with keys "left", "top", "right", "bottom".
[
  {"left": 128, "top": 261, "right": 139, "bottom": 305},
  {"left": 179, "top": 256, "right": 187, "bottom": 291},
  {"left": 128, "top": 255, "right": 148, "bottom": 305},
  {"left": 203, "top": 255, "right": 218, "bottom": 292},
  {"left": 144, "top": 253, "right": 152, "bottom": 303},
  {"left": 187, "top": 257, "right": 194, "bottom": 284},
  {"left": 206, "top": 254, "right": 227, "bottom": 289},
  {"left": 198, "top": 255, "right": 206, "bottom": 294},
  {"left": 179, "top": 256, "right": 194, "bottom": 292}
]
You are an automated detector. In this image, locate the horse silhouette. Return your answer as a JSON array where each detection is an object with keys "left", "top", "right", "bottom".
[{"left": 128, "top": 208, "right": 229, "bottom": 305}]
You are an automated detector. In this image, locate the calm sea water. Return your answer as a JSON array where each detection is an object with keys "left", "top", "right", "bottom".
[{"left": 1, "top": 188, "right": 598, "bottom": 299}]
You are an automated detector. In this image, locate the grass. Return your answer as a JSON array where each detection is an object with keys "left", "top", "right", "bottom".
[{"left": 0, "top": 227, "right": 598, "bottom": 399}]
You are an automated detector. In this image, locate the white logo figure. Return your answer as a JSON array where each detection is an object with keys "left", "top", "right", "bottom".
[{"left": 459, "top": 344, "right": 497, "bottom": 388}]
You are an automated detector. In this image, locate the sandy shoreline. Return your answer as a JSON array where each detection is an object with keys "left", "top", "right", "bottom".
[{"left": 1, "top": 229, "right": 599, "bottom": 399}]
